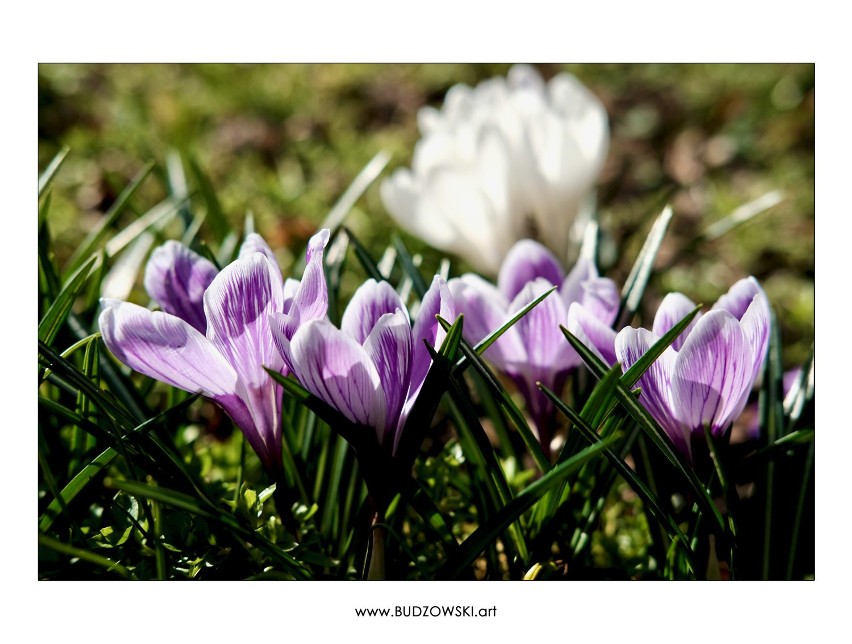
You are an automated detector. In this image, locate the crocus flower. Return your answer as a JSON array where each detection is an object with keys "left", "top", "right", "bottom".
[
  {"left": 272, "top": 276, "right": 455, "bottom": 456},
  {"left": 615, "top": 277, "right": 770, "bottom": 461},
  {"left": 449, "top": 239, "right": 619, "bottom": 452},
  {"left": 381, "top": 64, "right": 609, "bottom": 275},
  {"left": 99, "top": 230, "right": 330, "bottom": 471}
]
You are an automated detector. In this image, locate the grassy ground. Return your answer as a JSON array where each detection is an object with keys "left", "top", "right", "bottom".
[{"left": 38, "top": 63, "right": 814, "bottom": 364}]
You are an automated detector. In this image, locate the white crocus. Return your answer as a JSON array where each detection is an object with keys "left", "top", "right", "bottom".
[{"left": 381, "top": 64, "right": 609, "bottom": 275}]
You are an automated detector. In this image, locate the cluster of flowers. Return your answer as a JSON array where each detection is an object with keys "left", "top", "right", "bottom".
[
  {"left": 99, "top": 65, "right": 770, "bottom": 476},
  {"left": 100, "top": 229, "right": 769, "bottom": 470}
]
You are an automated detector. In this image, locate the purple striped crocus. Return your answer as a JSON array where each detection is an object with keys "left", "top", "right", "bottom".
[
  {"left": 615, "top": 277, "right": 770, "bottom": 461},
  {"left": 99, "top": 230, "right": 330, "bottom": 471},
  {"left": 272, "top": 276, "right": 455, "bottom": 455},
  {"left": 449, "top": 239, "right": 619, "bottom": 453}
]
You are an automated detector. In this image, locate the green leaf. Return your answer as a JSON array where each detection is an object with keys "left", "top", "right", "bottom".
[
  {"left": 342, "top": 226, "right": 384, "bottom": 283},
  {"left": 319, "top": 150, "right": 391, "bottom": 233},
  {"left": 38, "top": 533, "right": 136, "bottom": 580},
  {"left": 540, "top": 383, "right": 696, "bottom": 573},
  {"left": 617, "top": 204, "right": 673, "bottom": 326},
  {"left": 436, "top": 437, "right": 614, "bottom": 579},
  {"left": 38, "top": 256, "right": 98, "bottom": 346},
  {"left": 392, "top": 235, "right": 429, "bottom": 299},
  {"left": 65, "top": 161, "right": 155, "bottom": 276},
  {"left": 187, "top": 156, "right": 230, "bottom": 243},
  {"left": 38, "top": 146, "right": 70, "bottom": 197}
]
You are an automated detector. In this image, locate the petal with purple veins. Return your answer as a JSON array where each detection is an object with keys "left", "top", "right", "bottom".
[
  {"left": 288, "top": 320, "right": 386, "bottom": 434},
  {"left": 363, "top": 310, "right": 413, "bottom": 444},
  {"left": 567, "top": 301, "right": 617, "bottom": 366},
  {"left": 615, "top": 327, "right": 690, "bottom": 457},
  {"left": 712, "top": 276, "right": 763, "bottom": 321},
  {"left": 341, "top": 279, "right": 406, "bottom": 344},
  {"left": 279, "top": 229, "right": 330, "bottom": 340},
  {"left": 652, "top": 292, "right": 701, "bottom": 351},
  {"left": 671, "top": 310, "right": 753, "bottom": 437},
  {"left": 143, "top": 241, "right": 218, "bottom": 333},
  {"left": 99, "top": 299, "right": 237, "bottom": 398},
  {"left": 239, "top": 233, "right": 282, "bottom": 282},
  {"left": 408, "top": 276, "right": 456, "bottom": 407},
  {"left": 204, "top": 253, "right": 285, "bottom": 389},
  {"left": 497, "top": 239, "right": 565, "bottom": 301}
]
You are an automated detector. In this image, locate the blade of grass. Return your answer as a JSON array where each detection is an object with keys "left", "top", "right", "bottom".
[
  {"left": 38, "top": 145, "right": 70, "bottom": 197},
  {"left": 38, "top": 532, "right": 136, "bottom": 580},
  {"left": 437, "top": 437, "right": 614, "bottom": 579},
  {"left": 187, "top": 156, "right": 230, "bottom": 243},
  {"left": 617, "top": 204, "right": 673, "bottom": 327},
  {"left": 38, "top": 256, "right": 98, "bottom": 346},
  {"left": 319, "top": 150, "right": 391, "bottom": 232},
  {"left": 65, "top": 161, "right": 154, "bottom": 276}
]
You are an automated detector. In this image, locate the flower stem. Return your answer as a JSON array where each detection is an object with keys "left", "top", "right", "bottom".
[{"left": 367, "top": 511, "right": 386, "bottom": 580}]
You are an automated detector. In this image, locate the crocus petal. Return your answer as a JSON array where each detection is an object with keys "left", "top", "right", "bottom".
[
  {"left": 239, "top": 233, "right": 283, "bottom": 282},
  {"left": 712, "top": 276, "right": 764, "bottom": 321},
  {"left": 735, "top": 287, "right": 770, "bottom": 383},
  {"left": 497, "top": 239, "right": 565, "bottom": 301},
  {"left": 567, "top": 301, "right": 617, "bottom": 366},
  {"left": 143, "top": 241, "right": 218, "bottom": 333},
  {"left": 288, "top": 320, "right": 386, "bottom": 433},
  {"left": 204, "top": 253, "right": 285, "bottom": 385},
  {"left": 341, "top": 279, "right": 406, "bottom": 344},
  {"left": 653, "top": 292, "right": 701, "bottom": 351},
  {"left": 560, "top": 257, "right": 598, "bottom": 308},
  {"left": 510, "top": 278, "right": 572, "bottom": 372},
  {"left": 363, "top": 310, "right": 413, "bottom": 444},
  {"left": 278, "top": 229, "right": 330, "bottom": 340},
  {"left": 671, "top": 310, "right": 753, "bottom": 438},
  {"left": 448, "top": 274, "right": 526, "bottom": 369},
  {"left": 578, "top": 275, "right": 620, "bottom": 326},
  {"left": 405, "top": 276, "right": 456, "bottom": 427},
  {"left": 615, "top": 327, "right": 690, "bottom": 458},
  {"left": 99, "top": 299, "right": 237, "bottom": 398}
]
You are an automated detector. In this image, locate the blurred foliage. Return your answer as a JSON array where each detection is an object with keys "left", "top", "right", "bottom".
[{"left": 38, "top": 63, "right": 814, "bottom": 367}]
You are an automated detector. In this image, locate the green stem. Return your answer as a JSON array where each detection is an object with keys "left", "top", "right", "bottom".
[{"left": 367, "top": 511, "right": 386, "bottom": 580}]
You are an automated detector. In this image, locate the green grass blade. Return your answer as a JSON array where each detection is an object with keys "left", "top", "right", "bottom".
[
  {"left": 38, "top": 256, "right": 98, "bottom": 346},
  {"left": 541, "top": 383, "right": 696, "bottom": 572},
  {"left": 437, "top": 437, "right": 614, "bottom": 579},
  {"left": 320, "top": 150, "right": 391, "bottom": 232},
  {"left": 392, "top": 235, "right": 429, "bottom": 299},
  {"left": 38, "top": 532, "right": 136, "bottom": 580},
  {"left": 342, "top": 226, "right": 384, "bottom": 283},
  {"left": 187, "top": 156, "right": 230, "bottom": 243},
  {"left": 38, "top": 146, "right": 70, "bottom": 197},
  {"left": 65, "top": 161, "right": 155, "bottom": 276},
  {"left": 617, "top": 204, "right": 673, "bottom": 326}
]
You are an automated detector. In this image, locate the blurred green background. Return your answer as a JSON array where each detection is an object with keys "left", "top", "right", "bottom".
[{"left": 37, "top": 63, "right": 814, "bottom": 366}]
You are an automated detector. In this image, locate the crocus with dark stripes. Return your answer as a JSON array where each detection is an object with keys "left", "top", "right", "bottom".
[
  {"left": 449, "top": 239, "right": 619, "bottom": 453},
  {"left": 272, "top": 276, "right": 455, "bottom": 455},
  {"left": 615, "top": 277, "right": 770, "bottom": 460},
  {"left": 99, "top": 230, "right": 330, "bottom": 470}
]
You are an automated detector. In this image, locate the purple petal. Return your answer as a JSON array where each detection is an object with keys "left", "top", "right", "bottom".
[
  {"left": 363, "top": 310, "right": 413, "bottom": 444},
  {"left": 567, "top": 301, "right": 617, "bottom": 366},
  {"left": 578, "top": 275, "right": 620, "bottom": 325},
  {"left": 737, "top": 287, "right": 771, "bottom": 384},
  {"left": 341, "top": 279, "right": 406, "bottom": 344},
  {"left": 497, "top": 239, "right": 565, "bottom": 301},
  {"left": 143, "top": 241, "right": 218, "bottom": 333},
  {"left": 99, "top": 299, "right": 237, "bottom": 398},
  {"left": 509, "top": 278, "right": 572, "bottom": 376},
  {"left": 239, "top": 233, "right": 282, "bottom": 282},
  {"left": 204, "top": 253, "right": 285, "bottom": 388},
  {"left": 559, "top": 257, "right": 598, "bottom": 308},
  {"left": 288, "top": 320, "right": 386, "bottom": 433},
  {"left": 653, "top": 292, "right": 701, "bottom": 351},
  {"left": 279, "top": 229, "right": 330, "bottom": 340},
  {"left": 615, "top": 327, "right": 690, "bottom": 458},
  {"left": 448, "top": 274, "right": 526, "bottom": 369},
  {"left": 403, "top": 276, "right": 456, "bottom": 433},
  {"left": 671, "top": 310, "right": 754, "bottom": 438},
  {"left": 712, "top": 276, "right": 764, "bottom": 322}
]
